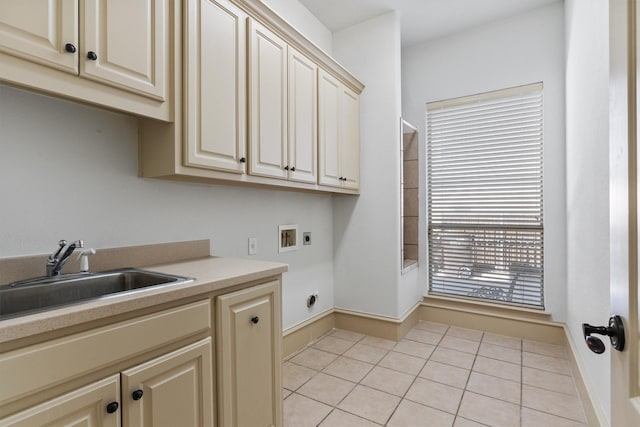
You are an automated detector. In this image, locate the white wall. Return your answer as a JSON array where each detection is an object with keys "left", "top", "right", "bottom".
[
  {"left": 261, "top": 0, "right": 332, "bottom": 54},
  {"left": 401, "top": 2, "right": 567, "bottom": 321},
  {"left": 0, "top": 0, "right": 336, "bottom": 331},
  {"left": 565, "top": 0, "right": 611, "bottom": 422},
  {"left": 332, "top": 12, "right": 406, "bottom": 318}
]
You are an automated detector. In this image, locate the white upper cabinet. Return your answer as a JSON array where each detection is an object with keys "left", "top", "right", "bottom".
[
  {"left": 138, "top": 0, "right": 362, "bottom": 193},
  {"left": 0, "top": 0, "right": 170, "bottom": 119},
  {"left": 0, "top": 1, "right": 78, "bottom": 73},
  {"left": 82, "top": 0, "right": 167, "bottom": 100},
  {"left": 318, "top": 69, "right": 360, "bottom": 190},
  {"left": 184, "top": 0, "right": 247, "bottom": 173},
  {"left": 248, "top": 19, "right": 318, "bottom": 183},
  {"left": 248, "top": 19, "right": 289, "bottom": 180},
  {"left": 288, "top": 46, "right": 318, "bottom": 184}
]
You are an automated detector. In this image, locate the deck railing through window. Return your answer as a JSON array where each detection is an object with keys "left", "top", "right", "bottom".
[{"left": 427, "top": 83, "right": 544, "bottom": 308}]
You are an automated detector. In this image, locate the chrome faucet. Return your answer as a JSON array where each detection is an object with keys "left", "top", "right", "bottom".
[{"left": 46, "top": 239, "right": 84, "bottom": 276}]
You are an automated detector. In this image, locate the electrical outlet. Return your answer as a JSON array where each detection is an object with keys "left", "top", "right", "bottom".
[
  {"left": 248, "top": 237, "right": 257, "bottom": 255},
  {"left": 303, "top": 232, "right": 311, "bottom": 246}
]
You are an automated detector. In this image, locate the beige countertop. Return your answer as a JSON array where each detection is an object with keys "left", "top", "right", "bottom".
[{"left": 0, "top": 256, "right": 288, "bottom": 345}]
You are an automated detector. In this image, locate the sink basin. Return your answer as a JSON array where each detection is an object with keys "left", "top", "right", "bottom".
[{"left": 0, "top": 268, "right": 194, "bottom": 320}]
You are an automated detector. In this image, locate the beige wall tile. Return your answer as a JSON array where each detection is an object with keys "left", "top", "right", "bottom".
[
  {"left": 403, "top": 217, "right": 419, "bottom": 245},
  {"left": 404, "top": 244, "right": 418, "bottom": 261},
  {"left": 403, "top": 135, "right": 419, "bottom": 160},
  {"left": 403, "top": 159, "right": 419, "bottom": 188},
  {"left": 403, "top": 188, "right": 419, "bottom": 216}
]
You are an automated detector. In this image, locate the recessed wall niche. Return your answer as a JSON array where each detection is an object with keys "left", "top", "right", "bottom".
[{"left": 401, "top": 120, "right": 419, "bottom": 273}]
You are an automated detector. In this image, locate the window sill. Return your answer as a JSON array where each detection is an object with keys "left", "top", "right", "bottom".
[{"left": 423, "top": 293, "right": 553, "bottom": 323}]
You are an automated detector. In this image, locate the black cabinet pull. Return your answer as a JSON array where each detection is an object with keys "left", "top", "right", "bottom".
[
  {"left": 290, "top": 166, "right": 296, "bottom": 172},
  {"left": 132, "top": 389, "right": 144, "bottom": 400},
  {"left": 106, "top": 402, "right": 119, "bottom": 414},
  {"left": 251, "top": 316, "right": 259, "bottom": 324},
  {"left": 87, "top": 51, "right": 98, "bottom": 60},
  {"left": 64, "top": 43, "right": 76, "bottom": 53},
  {"left": 239, "top": 157, "right": 246, "bottom": 163}
]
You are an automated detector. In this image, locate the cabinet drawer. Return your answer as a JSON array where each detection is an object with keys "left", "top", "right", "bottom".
[{"left": 0, "top": 299, "right": 211, "bottom": 406}]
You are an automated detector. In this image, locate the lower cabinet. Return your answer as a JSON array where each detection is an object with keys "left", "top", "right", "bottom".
[
  {"left": 0, "top": 338, "right": 213, "bottom": 427},
  {"left": 0, "top": 375, "right": 121, "bottom": 427},
  {"left": 122, "top": 338, "right": 213, "bottom": 427},
  {"left": 0, "top": 278, "right": 284, "bottom": 427},
  {"left": 217, "top": 280, "right": 282, "bottom": 427}
]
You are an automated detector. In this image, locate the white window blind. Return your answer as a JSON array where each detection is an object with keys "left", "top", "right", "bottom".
[{"left": 427, "top": 83, "right": 544, "bottom": 308}]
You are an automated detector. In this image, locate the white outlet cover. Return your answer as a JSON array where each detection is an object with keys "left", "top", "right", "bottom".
[{"left": 248, "top": 237, "right": 257, "bottom": 255}]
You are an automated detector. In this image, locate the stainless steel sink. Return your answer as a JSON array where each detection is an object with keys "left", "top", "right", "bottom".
[{"left": 0, "top": 268, "right": 194, "bottom": 320}]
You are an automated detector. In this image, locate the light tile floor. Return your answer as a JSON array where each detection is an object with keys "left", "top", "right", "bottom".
[{"left": 283, "top": 321, "right": 588, "bottom": 427}]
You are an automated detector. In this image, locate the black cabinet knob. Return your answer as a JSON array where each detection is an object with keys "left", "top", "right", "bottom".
[
  {"left": 106, "top": 401, "right": 119, "bottom": 414},
  {"left": 87, "top": 51, "right": 98, "bottom": 60},
  {"left": 132, "top": 389, "right": 144, "bottom": 400},
  {"left": 251, "top": 316, "right": 259, "bottom": 324},
  {"left": 284, "top": 166, "right": 289, "bottom": 171},
  {"left": 239, "top": 157, "right": 246, "bottom": 163},
  {"left": 64, "top": 43, "right": 76, "bottom": 53},
  {"left": 290, "top": 166, "right": 296, "bottom": 172}
]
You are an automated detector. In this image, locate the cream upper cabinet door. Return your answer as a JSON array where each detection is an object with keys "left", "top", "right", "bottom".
[
  {"left": 0, "top": 375, "right": 120, "bottom": 427},
  {"left": 318, "top": 69, "right": 361, "bottom": 190},
  {"left": 249, "top": 19, "right": 288, "bottom": 180},
  {"left": 0, "top": 0, "right": 78, "bottom": 73},
  {"left": 184, "top": 0, "right": 247, "bottom": 173},
  {"left": 81, "top": 0, "right": 167, "bottom": 100},
  {"left": 288, "top": 47, "right": 318, "bottom": 184},
  {"left": 217, "top": 281, "right": 282, "bottom": 427},
  {"left": 340, "top": 86, "right": 360, "bottom": 190},
  {"left": 122, "top": 338, "right": 214, "bottom": 427},
  {"left": 318, "top": 69, "right": 342, "bottom": 188}
]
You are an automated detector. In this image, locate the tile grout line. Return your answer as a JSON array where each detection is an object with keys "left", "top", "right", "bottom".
[{"left": 284, "top": 325, "right": 587, "bottom": 427}]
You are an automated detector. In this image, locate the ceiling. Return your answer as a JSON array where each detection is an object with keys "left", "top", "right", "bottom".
[{"left": 298, "top": 0, "right": 561, "bottom": 47}]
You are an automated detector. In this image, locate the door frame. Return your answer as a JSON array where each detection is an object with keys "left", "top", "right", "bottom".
[{"left": 609, "top": 0, "right": 640, "bottom": 425}]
